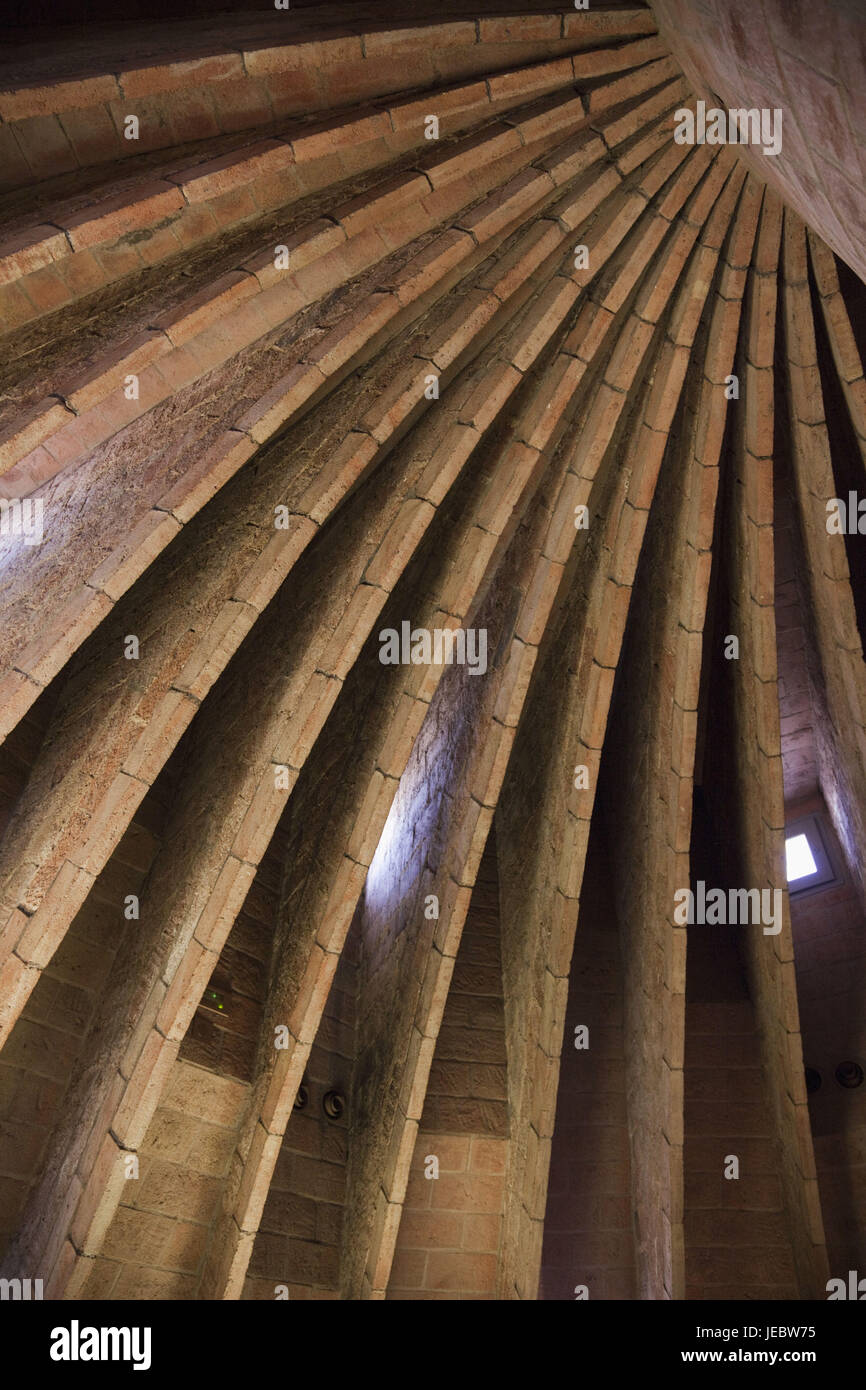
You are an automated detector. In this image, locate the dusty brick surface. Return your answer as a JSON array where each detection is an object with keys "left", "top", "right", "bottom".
[{"left": 0, "top": 1, "right": 863, "bottom": 1310}]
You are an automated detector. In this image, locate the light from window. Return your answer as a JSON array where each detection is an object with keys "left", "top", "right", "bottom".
[{"left": 786, "top": 833, "right": 817, "bottom": 882}]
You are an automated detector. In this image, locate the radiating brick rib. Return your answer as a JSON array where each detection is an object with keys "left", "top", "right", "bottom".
[
  {"left": 0, "top": 33, "right": 675, "bottom": 343},
  {"left": 0, "top": 785, "right": 173, "bottom": 1290},
  {"left": 781, "top": 215, "right": 866, "bottom": 915},
  {"left": 0, "top": 82, "right": 506, "bottom": 337},
  {"left": 701, "top": 193, "right": 828, "bottom": 1300},
  {"left": 0, "top": 127, "right": 691, "bottom": 1025},
  {"left": 387, "top": 203, "right": 736, "bottom": 1299},
  {"left": 589, "top": 75, "right": 690, "bottom": 158},
  {"left": 552, "top": 154, "right": 730, "bottom": 495},
  {"left": 0, "top": 65, "right": 678, "bottom": 425},
  {"left": 493, "top": 171, "right": 746, "bottom": 1299},
  {"left": 198, "top": 146, "right": 733, "bottom": 1295},
  {"left": 341, "top": 693, "right": 510, "bottom": 1296},
  {"left": 40, "top": 489, "right": 500, "bottom": 1289},
  {"left": 341, "top": 338, "right": 625, "bottom": 1303},
  {"left": 207, "top": 193, "right": 695, "bottom": 1289},
  {"left": 341, "top": 380, "right": 603, "bottom": 1297},
  {"left": 0, "top": 130, "right": 627, "bottom": 743},
  {"left": 608, "top": 195, "right": 756, "bottom": 1301},
  {"left": 806, "top": 230, "right": 866, "bottom": 465},
  {"left": 3, "top": 6, "right": 861, "bottom": 1310},
  {"left": 0, "top": 105, "right": 591, "bottom": 475},
  {"left": 590, "top": 392, "right": 701, "bottom": 1301},
  {"left": 383, "top": 829, "right": 507, "bottom": 1301},
  {"left": 0, "top": 8, "right": 657, "bottom": 193},
  {"left": 63, "top": 808, "right": 285, "bottom": 1300},
  {"left": 681, "top": 191, "right": 817, "bottom": 1300},
  {"left": 1, "top": 3, "right": 656, "bottom": 109},
  {"left": 495, "top": 470, "right": 630, "bottom": 1294},
  {"left": 195, "top": 154, "right": 745, "bottom": 1301},
  {"left": 22, "top": 226, "right": 619, "bottom": 1294},
  {"left": 585, "top": 57, "right": 683, "bottom": 122},
  {"left": 203, "top": 535, "right": 522, "bottom": 1297},
  {"left": 0, "top": 114, "right": 439, "bottom": 338},
  {"left": 580, "top": 176, "right": 763, "bottom": 1305},
  {"left": 0, "top": 135, "right": 644, "bottom": 1038},
  {"left": 195, "top": 238, "right": 659, "bottom": 1299},
  {"left": 677, "top": 174, "right": 764, "bottom": 746}
]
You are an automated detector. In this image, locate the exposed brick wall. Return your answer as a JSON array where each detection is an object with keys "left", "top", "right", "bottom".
[
  {"left": 420, "top": 833, "right": 507, "bottom": 1137},
  {"left": 779, "top": 217, "right": 866, "bottom": 916},
  {"left": 769, "top": 202, "right": 866, "bottom": 1284},
  {"left": 73, "top": 802, "right": 293, "bottom": 1298},
  {"left": 788, "top": 793, "right": 866, "bottom": 1281},
  {"left": 695, "top": 192, "right": 828, "bottom": 1299},
  {"left": 1, "top": 0, "right": 864, "bottom": 1307},
  {"left": 0, "top": 695, "right": 56, "bottom": 846},
  {"left": 387, "top": 831, "right": 507, "bottom": 1299},
  {"left": 0, "top": 789, "right": 165, "bottom": 1273},
  {"left": 588, "top": 190, "right": 766, "bottom": 1297},
  {"left": 242, "top": 932, "right": 355, "bottom": 1300},
  {"left": 773, "top": 452, "right": 819, "bottom": 803},
  {"left": 388, "top": 1134, "right": 505, "bottom": 1299},
  {"left": 650, "top": 0, "right": 866, "bottom": 283},
  {"left": 180, "top": 822, "right": 285, "bottom": 1084},
  {"left": 539, "top": 819, "right": 635, "bottom": 1301},
  {"left": 77, "top": 1062, "right": 247, "bottom": 1299},
  {"left": 683, "top": 900, "right": 799, "bottom": 1299}
]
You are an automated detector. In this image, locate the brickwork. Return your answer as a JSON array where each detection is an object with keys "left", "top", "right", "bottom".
[
  {"left": 0, "top": 0, "right": 863, "bottom": 1306},
  {"left": 696, "top": 198, "right": 829, "bottom": 1297},
  {"left": 651, "top": 0, "right": 866, "bottom": 283},
  {"left": 780, "top": 217, "right": 866, "bottom": 913},
  {"left": 241, "top": 933, "right": 356, "bottom": 1300},
  {"left": 420, "top": 833, "right": 507, "bottom": 1138},
  {"left": 77, "top": 1061, "right": 248, "bottom": 1300},
  {"left": 774, "top": 463, "right": 819, "bottom": 803},
  {"left": 0, "top": 787, "right": 167, "bottom": 1279},
  {"left": 385, "top": 832, "right": 507, "bottom": 1298},
  {"left": 388, "top": 1134, "right": 506, "bottom": 1299},
  {"left": 180, "top": 822, "right": 285, "bottom": 1085},
  {"left": 683, "top": 905, "right": 800, "bottom": 1299},
  {"left": 539, "top": 821, "right": 635, "bottom": 1300},
  {"left": 788, "top": 793, "right": 866, "bottom": 1280}
]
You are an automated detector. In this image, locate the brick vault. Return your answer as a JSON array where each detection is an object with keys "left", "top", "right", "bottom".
[{"left": 0, "top": 0, "right": 864, "bottom": 1302}]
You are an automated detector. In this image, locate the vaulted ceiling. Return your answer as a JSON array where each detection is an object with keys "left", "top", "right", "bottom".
[{"left": 0, "top": 0, "right": 864, "bottom": 1300}]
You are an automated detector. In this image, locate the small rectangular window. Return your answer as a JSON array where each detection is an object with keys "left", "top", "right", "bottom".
[
  {"left": 784, "top": 813, "right": 841, "bottom": 895},
  {"left": 786, "top": 833, "right": 817, "bottom": 881}
]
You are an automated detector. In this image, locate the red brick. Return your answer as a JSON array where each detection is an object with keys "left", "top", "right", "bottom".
[
  {"left": 119, "top": 54, "right": 244, "bottom": 99},
  {"left": 57, "top": 104, "right": 122, "bottom": 167},
  {"left": 0, "top": 224, "right": 69, "bottom": 286},
  {"left": 169, "top": 140, "right": 293, "bottom": 203},
  {"left": 63, "top": 181, "right": 185, "bottom": 251},
  {"left": 424, "top": 1250, "right": 497, "bottom": 1291}
]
